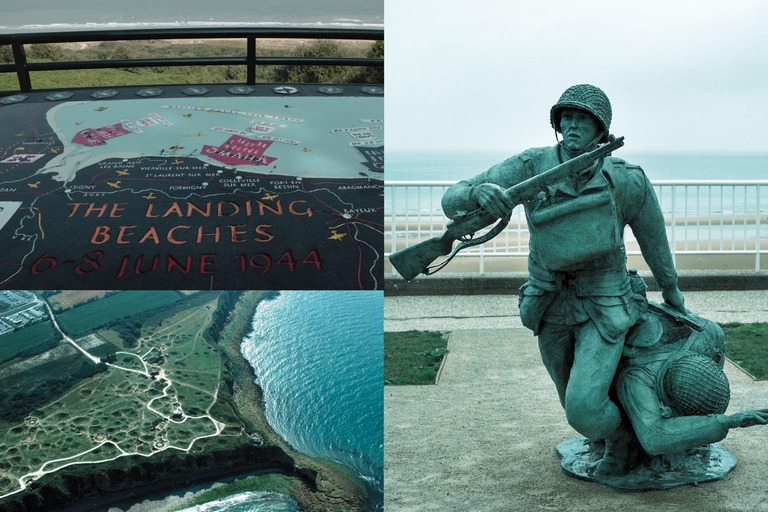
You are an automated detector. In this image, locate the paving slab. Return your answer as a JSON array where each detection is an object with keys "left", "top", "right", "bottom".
[
  {"left": 385, "top": 290, "right": 768, "bottom": 332},
  {"left": 384, "top": 328, "right": 768, "bottom": 512}
]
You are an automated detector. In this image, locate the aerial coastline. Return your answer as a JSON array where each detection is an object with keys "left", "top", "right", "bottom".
[{"left": 0, "top": 290, "right": 369, "bottom": 512}]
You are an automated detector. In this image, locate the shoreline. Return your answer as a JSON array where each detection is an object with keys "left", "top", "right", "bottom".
[
  {"left": 114, "top": 290, "right": 369, "bottom": 512},
  {"left": 222, "top": 291, "right": 370, "bottom": 512},
  {"left": 0, "top": 291, "right": 368, "bottom": 512}
]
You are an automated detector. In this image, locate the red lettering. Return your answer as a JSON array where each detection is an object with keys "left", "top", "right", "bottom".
[
  {"left": 31, "top": 251, "right": 56, "bottom": 274},
  {"left": 74, "top": 251, "right": 103, "bottom": 274},
  {"left": 200, "top": 254, "right": 216, "bottom": 274},
  {"left": 166, "top": 255, "right": 192, "bottom": 274},
  {"left": 277, "top": 250, "right": 295, "bottom": 271},
  {"left": 302, "top": 249, "right": 322, "bottom": 270}
]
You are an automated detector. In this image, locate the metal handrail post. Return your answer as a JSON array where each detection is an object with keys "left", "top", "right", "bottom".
[
  {"left": 11, "top": 42, "right": 31, "bottom": 92},
  {"left": 757, "top": 185, "right": 762, "bottom": 271},
  {"left": 246, "top": 36, "right": 256, "bottom": 85},
  {"left": 670, "top": 185, "right": 676, "bottom": 266}
]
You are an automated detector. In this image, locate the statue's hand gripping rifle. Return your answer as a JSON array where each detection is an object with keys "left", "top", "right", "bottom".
[{"left": 389, "top": 135, "right": 625, "bottom": 281}]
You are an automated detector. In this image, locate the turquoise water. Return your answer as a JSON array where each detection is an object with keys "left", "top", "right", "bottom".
[
  {"left": 175, "top": 491, "right": 299, "bottom": 512},
  {"left": 238, "top": 290, "right": 383, "bottom": 511}
]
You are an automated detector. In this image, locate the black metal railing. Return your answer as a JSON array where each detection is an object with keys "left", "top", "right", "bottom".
[{"left": 0, "top": 27, "right": 383, "bottom": 93}]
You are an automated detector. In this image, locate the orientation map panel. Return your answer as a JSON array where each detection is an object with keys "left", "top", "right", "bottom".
[{"left": 0, "top": 85, "right": 384, "bottom": 290}]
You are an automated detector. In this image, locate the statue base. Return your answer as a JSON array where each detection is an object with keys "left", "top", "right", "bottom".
[{"left": 556, "top": 437, "right": 737, "bottom": 491}]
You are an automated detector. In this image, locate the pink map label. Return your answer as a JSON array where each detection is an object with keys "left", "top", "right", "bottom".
[
  {"left": 202, "top": 135, "right": 277, "bottom": 166},
  {"left": 71, "top": 123, "right": 132, "bottom": 146}
]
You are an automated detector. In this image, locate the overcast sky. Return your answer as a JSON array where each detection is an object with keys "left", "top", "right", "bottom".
[{"left": 385, "top": 0, "right": 768, "bottom": 153}]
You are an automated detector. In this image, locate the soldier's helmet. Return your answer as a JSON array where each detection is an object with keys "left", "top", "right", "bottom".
[
  {"left": 663, "top": 353, "right": 730, "bottom": 416},
  {"left": 550, "top": 84, "right": 612, "bottom": 143}
]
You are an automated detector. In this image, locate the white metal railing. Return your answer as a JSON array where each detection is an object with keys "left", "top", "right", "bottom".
[{"left": 385, "top": 180, "right": 768, "bottom": 274}]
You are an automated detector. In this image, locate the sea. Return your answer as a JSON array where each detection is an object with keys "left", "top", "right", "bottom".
[
  {"left": 175, "top": 291, "right": 383, "bottom": 512},
  {"left": 0, "top": 0, "right": 383, "bottom": 33},
  {"left": 386, "top": 150, "right": 768, "bottom": 226},
  {"left": 386, "top": 150, "right": 768, "bottom": 183}
]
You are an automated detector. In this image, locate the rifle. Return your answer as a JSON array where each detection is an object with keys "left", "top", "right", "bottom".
[{"left": 389, "top": 135, "right": 625, "bottom": 281}]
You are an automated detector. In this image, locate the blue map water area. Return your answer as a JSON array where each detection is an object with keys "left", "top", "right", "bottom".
[
  {"left": 240, "top": 291, "right": 383, "bottom": 511},
  {"left": 44, "top": 97, "right": 383, "bottom": 181}
]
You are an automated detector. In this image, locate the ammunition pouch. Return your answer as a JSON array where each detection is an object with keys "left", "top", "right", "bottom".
[{"left": 527, "top": 186, "right": 621, "bottom": 271}]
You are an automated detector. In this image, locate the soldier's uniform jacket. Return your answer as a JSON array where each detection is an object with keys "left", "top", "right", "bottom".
[
  {"left": 615, "top": 315, "right": 729, "bottom": 455},
  {"left": 441, "top": 145, "right": 678, "bottom": 342}
]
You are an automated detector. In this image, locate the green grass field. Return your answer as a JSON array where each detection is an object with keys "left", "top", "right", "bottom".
[
  {"left": 722, "top": 323, "right": 768, "bottom": 379},
  {"left": 0, "top": 321, "right": 61, "bottom": 365},
  {"left": 0, "top": 39, "right": 382, "bottom": 92},
  {"left": 57, "top": 291, "right": 183, "bottom": 336},
  {"left": 384, "top": 331, "right": 449, "bottom": 385},
  {"left": 0, "top": 292, "right": 234, "bottom": 497}
]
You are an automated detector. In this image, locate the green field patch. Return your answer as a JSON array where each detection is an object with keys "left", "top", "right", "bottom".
[
  {"left": 47, "top": 291, "right": 116, "bottom": 312},
  {"left": 384, "top": 331, "right": 450, "bottom": 385},
  {"left": 165, "top": 416, "right": 217, "bottom": 449},
  {"left": 0, "top": 321, "right": 61, "bottom": 365},
  {"left": 0, "top": 358, "right": 106, "bottom": 426},
  {"left": 40, "top": 441, "right": 124, "bottom": 474},
  {"left": 208, "top": 396, "right": 242, "bottom": 427},
  {"left": 722, "top": 322, "right": 768, "bottom": 379},
  {"left": 0, "top": 291, "right": 250, "bottom": 500},
  {"left": 57, "top": 291, "right": 183, "bottom": 337},
  {"left": 174, "top": 383, "right": 216, "bottom": 417},
  {"left": 97, "top": 329, "right": 130, "bottom": 351},
  {"left": 86, "top": 336, "right": 120, "bottom": 358},
  {"left": 113, "top": 352, "right": 146, "bottom": 373}
]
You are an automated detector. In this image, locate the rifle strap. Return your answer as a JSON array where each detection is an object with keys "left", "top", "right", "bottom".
[
  {"left": 522, "top": 157, "right": 535, "bottom": 180},
  {"left": 424, "top": 215, "right": 511, "bottom": 275}
]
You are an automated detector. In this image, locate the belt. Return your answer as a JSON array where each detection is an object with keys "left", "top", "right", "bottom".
[{"left": 528, "top": 265, "right": 630, "bottom": 297}]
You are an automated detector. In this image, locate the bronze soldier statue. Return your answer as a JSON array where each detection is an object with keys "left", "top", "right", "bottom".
[
  {"left": 440, "top": 84, "right": 685, "bottom": 474},
  {"left": 612, "top": 306, "right": 768, "bottom": 464}
]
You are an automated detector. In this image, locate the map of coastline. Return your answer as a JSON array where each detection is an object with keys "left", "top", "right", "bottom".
[{"left": 0, "top": 91, "right": 383, "bottom": 290}]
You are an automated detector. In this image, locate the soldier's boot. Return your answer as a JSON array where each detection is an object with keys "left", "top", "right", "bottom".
[{"left": 593, "top": 422, "right": 640, "bottom": 477}]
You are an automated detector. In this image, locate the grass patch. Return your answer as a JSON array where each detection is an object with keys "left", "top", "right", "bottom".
[
  {"left": 0, "top": 39, "right": 382, "bottom": 92},
  {"left": 0, "top": 321, "right": 61, "bottom": 365},
  {"left": 56, "top": 291, "right": 183, "bottom": 336},
  {"left": 384, "top": 331, "right": 449, "bottom": 385},
  {"left": 721, "top": 322, "right": 768, "bottom": 379}
]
